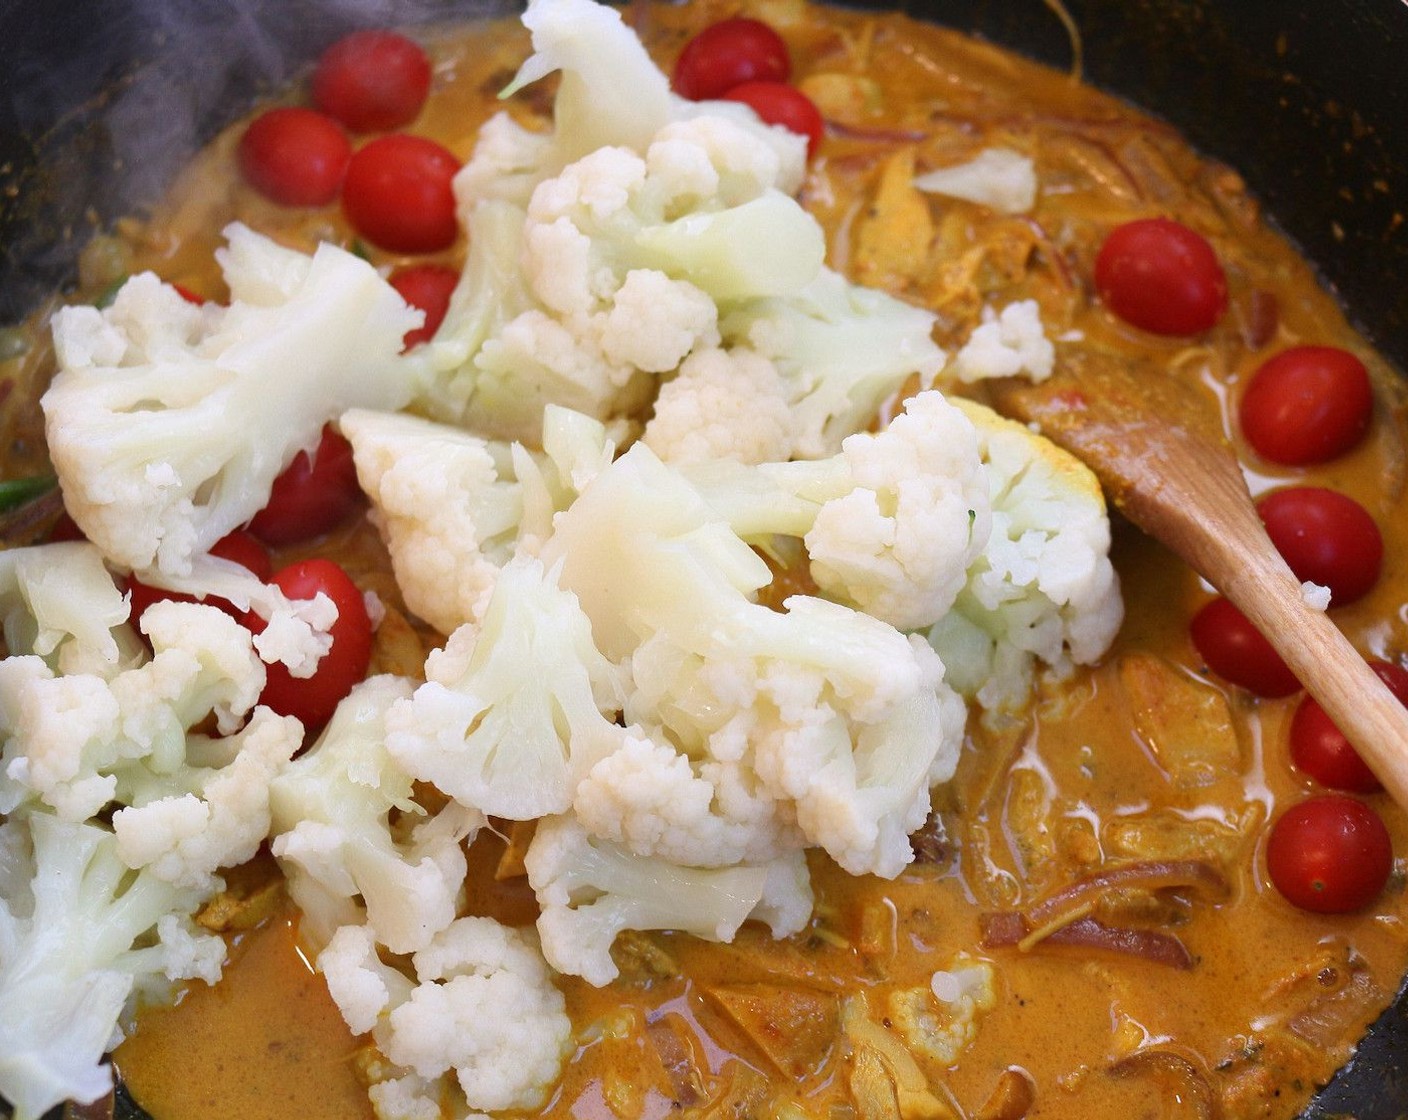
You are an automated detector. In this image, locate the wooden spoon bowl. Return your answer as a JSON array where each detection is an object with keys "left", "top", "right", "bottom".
[{"left": 989, "top": 360, "right": 1408, "bottom": 812}]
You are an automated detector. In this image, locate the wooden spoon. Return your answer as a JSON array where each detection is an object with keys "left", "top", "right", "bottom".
[{"left": 988, "top": 358, "right": 1408, "bottom": 811}]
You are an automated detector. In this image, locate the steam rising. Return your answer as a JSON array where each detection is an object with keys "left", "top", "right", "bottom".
[{"left": 0, "top": 0, "right": 506, "bottom": 322}]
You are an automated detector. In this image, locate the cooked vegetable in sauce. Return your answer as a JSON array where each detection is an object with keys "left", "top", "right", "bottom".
[{"left": 2, "top": 2, "right": 1408, "bottom": 1120}]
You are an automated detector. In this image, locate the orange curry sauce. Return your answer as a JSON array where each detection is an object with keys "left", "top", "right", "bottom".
[{"left": 79, "top": 2, "right": 1408, "bottom": 1118}]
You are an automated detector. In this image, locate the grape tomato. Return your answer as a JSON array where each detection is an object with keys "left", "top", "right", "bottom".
[
  {"left": 237, "top": 107, "right": 351, "bottom": 207},
  {"left": 1266, "top": 794, "right": 1393, "bottom": 913},
  {"left": 1290, "top": 661, "right": 1408, "bottom": 793},
  {"left": 1188, "top": 596, "right": 1300, "bottom": 698},
  {"left": 248, "top": 426, "right": 363, "bottom": 546},
  {"left": 672, "top": 18, "right": 791, "bottom": 101},
  {"left": 341, "top": 134, "right": 460, "bottom": 254},
  {"left": 245, "top": 558, "right": 373, "bottom": 731},
  {"left": 313, "top": 30, "right": 432, "bottom": 133},
  {"left": 722, "top": 81, "right": 824, "bottom": 159},
  {"left": 1257, "top": 486, "right": 1382, "bottom": 607},
  {"left": 1240, "top": 345, "right": 1373, "bottom": 465},
  {"left": 390, "top": 265, "right": 459, "bottom": 349},
  {"left": 1093, "top": 217, "right": 1228, "bottom": 336}
]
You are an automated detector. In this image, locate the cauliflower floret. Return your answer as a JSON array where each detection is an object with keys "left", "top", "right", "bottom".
[
  {"left": 682, "top": 389, "right": 991, "bottom": 631},
  {"left": 888, "top": 954, "right": 998, "bottom": 1066},
  {"left": 0, "top": 811, "right": 224, "bottom": 1120},
  {"left": 722, "top": 269, "right": 946, "bottom": 458},
  {"left": 913, "top": 147, "right": 1038, "bottom": 215},
  {"left": 950, "top": 300, "right": 1055, "bottom": 383},
  {"left": 111, "top": 705, "right": 302, "bottom": 892},
  {"left": 625, "top": 611, "right": 966, "bottom": 877},
  {"left": 0, "top": 542, "right": 136, "bottom": 678},
  {"left": 342, "top": 411, "right": 540, "bottom": 635},
  {"left": 270, "top": 676, "right": 482, "bottom": 954},
  {"left": 343, "top": 405, "right": 614, "bottom": 636},
  {"left": 317, "top": 923, "right": 415, "bottom": 1035},
  {"left": 925, "top": 399, "right": 1123, "bottom": 711},
  {"left": 544, "top": 443, "right": 966, "bottom": 876},
  {"left": 455, "top": 0, "right": 803, "bottom": 213},
  {"left": 526, "top": 815, "right": 811, "bottom": 986},
  {"left": 436, "top": 141, "right": 823, "bottom": 445},
  {"left": 647, "top": 113, "right": 805, "bottom": 207},
  {"left": 644, "top": 347, "right": 795, "bottom": 466},
  {"left": 383, "top": 918, "right": 571, "bottom": 1112},
  {"left": 43, "top": 223, "right": 425, "bottom": 578},
  {"left": 0, "top": 601, "right": 265, "bottom": 822},
  {"left": 319, "top": 917, "right": 571, "bottom": 1114},
  {"left": 385, "top": 557, "right": 628, "bottom": 821},
  {"left": 573, "top": 731, "right": 800, "bottom": 867},
  {"left": 802, "top": 390, "right": 991, "bottom": 631}
]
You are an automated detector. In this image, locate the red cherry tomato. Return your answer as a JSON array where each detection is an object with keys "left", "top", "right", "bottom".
[
  {"left": 1290, "top": 661, "right": 1408, "bottom": 793},
  {"left": 247, "top": 559, "right": 373, "bottom": 731},
  {"left": 126, "top": 531, "right": 272, "bottom": 625},
  {"left": 672, "top": 18, "right": 791, "bottom": 101},
  {"left": 341, "top": 134, "right": 460, "bottom": 254},
  {"left": 1189, "top": 596, "right": 1300, "bottom": 698},
  {"left": 721, "top": 81, "right": 824, "bottom": 160},
  {"left": 237, "top": 107, "right": 351, "bottom": 207},
  {"left": 1240, "top": 346, "right": 1373, "bottom": 466},
  {"left": 313, "top": 30, "right": 431, "bottom": 133},
  {"left": 1257, "top": 486, "right": 1383, "bottom": 607},
  {"left": 1093, "top": 217, "right": 1228, "bottom": 336},
  {"left": 1266, "top": 794, "right": 1393, "bottom": 913},
  {"left": 389, "top": 264, "right": 459, "bottom": 349},
  {"left": 248, "top": 426, "right": 362, "bottom": 546}
]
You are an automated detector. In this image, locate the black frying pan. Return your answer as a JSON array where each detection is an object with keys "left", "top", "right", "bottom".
[{"left": 1, "top": 1, "right": 1406, "bottom": 1116}]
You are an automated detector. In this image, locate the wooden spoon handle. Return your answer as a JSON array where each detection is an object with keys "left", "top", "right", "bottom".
[
  {"left": 1134, "top": 450, "right": 1408, "bottom": 806},
  {"left": 1228, "top": 541, "right": 1408, "bottom": 807}
]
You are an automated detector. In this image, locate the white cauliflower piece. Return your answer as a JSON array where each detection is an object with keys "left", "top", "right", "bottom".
[
  {"left": 43, "top": 223, "right": 425, "bottom": 577},
  {"left": 913, "top": 147, "right": 1038, "bottom": 215},
  {"left": 926, "top": 399, "right": 1123, "bottom": 711},
  {"left": 0, "top": 601, "right": 265, "bottom": 822},
  {"left": 682, "top": 389, "right": 991, "bottom": 631},
  {"left": 498, "top": 0, "right": 673, "bottom": 183},
  {"left": 318, "top": 917, "right": 571, "bottom": 1115},
  {"left": 385, "top": 558, "right": 628, "bottom": 821},
  {"left": 270, "top": 676, "right": 482, "bottom": 954},
  {"left": 436, "top": 142, "right": 822, "bottom": 445},
  {"left": 111, "top": 705, "right": 302, "bottom": 892},
  {"left": 888, "top": 954, "right": 998, "bottom": 1065},
  {"left": 526, "top": 815, "right": 809, "bottom": 986},
  {"left": 545, "top": 443, "right": 966, "bottom": 876},
  {"left": 644, "top": 347, "right": 795, "bottom": 466},
  {"left": 342, "top": 405, "right": 614, "bottom": 636},
  {"left": 381, "top": 918, "right": 571, "bottom": 1112},
  {"left": 950, "top": 300, "right": 1055, "bottom": 383},
  {"left": 342, "top": 411, "right": 538, "bottom": 635},
  {"left": 0, "top": 541, "right": 136, "bottom": 678},
  {"left": 573, "top": 731, "right": 798, "bottom": 867},
  {"left": 647, "top": 112, "right": 805, "bottom": 206},
  {"left": 0, "top": 811, "right": 223, "bottom": 1120},
  {"left": 455, "top": 0, "right": 803, "bottom": 212},
  {"left": 723, "top": 269, "right": 946, "bottom": 457},
  {"left": 802, "top": 391, "right": 991, "bottom": 631}
]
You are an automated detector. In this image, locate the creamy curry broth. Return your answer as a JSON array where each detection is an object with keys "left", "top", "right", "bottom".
[{"left": 7, "top": 0, "right": 1405, "bottom": 1117}]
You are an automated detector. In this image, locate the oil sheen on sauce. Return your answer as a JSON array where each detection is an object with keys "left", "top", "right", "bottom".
[{"left": 108, "top": 3, "right": 1408, "bottom": 1118}]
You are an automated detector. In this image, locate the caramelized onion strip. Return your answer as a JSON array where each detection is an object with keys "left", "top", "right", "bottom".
[
  {"left": 1023, "top": 859, "right": 1229, "bottom": 930},
  {"left": 980, "top": 912, "right": 1194, "bottom": 970}
]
